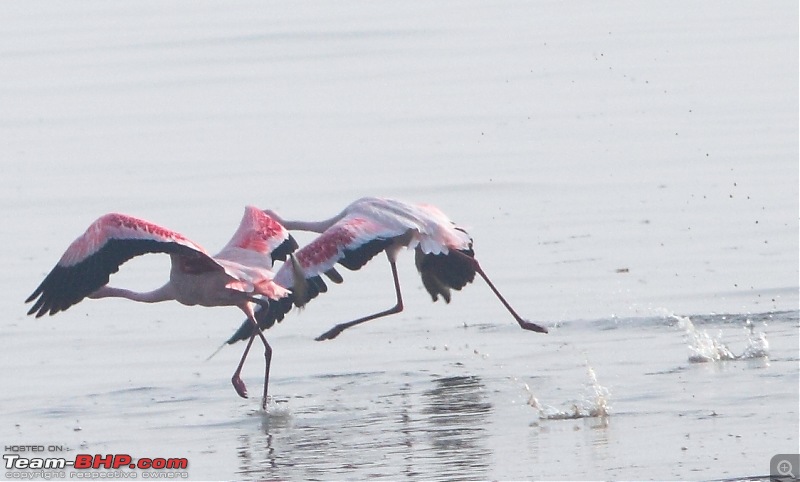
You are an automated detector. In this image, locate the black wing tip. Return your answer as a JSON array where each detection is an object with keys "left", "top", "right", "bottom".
[
  {"left": 26, "top": 293, "right": 48, "bottom": 317},
  {"left": 416, "top": 248, "right": 476, "bottom": 303},
  {"left": 226, "top": 296, "right": 296, "bottom": 345},
  {"left": 26, "top": 302, "right": 63, "bottom": 318},
  {"left": 27, "top": 292, "right": 73, "bottom": 318},
  {"left": 25, "top": 277, "right": 48, "bottom": 308},
  {"left": 271, "top": 235, "right": 300, "bottom": 263},
  {"left": 25, "top": 271, "right": 83, "bottom": 318},
  {"left": 324, "top": 268, "right": 344, "bottom": 284},
  {"left": 226, "top": 272, "right": 333, "bottom": 345},
  {"left": 26, "top": 238, "right": 190, "bottom": 319},
  {"left": 24, "top": 289, "right": 40, "bottom": 304},
  {"left": 339, "top": 238, "right": 393, "bottom": 271},
  {"left": 225, "top": 327, "right": 247, "bottom": 345}
]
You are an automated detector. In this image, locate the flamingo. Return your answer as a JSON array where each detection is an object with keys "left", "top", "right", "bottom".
[
  {"left": 25, "top": 206, "right": 298, "bottom": 409},
  {"left": 225, "top": 197, "right": 547, "bottom": 349}
]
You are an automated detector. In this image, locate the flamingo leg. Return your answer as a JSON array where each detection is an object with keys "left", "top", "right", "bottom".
[
  {"left": 453, "top": 251, "right": 548, "bottom": 334},
  {"left": 231, "top": 334, "right": 255, "bottom": 399},
  {"left": 231, "top": 296, "right": 270, "bottom": 399},
  {"left": 316, "top": 260, "right": 404, "bottom": 341},
  {"left": 232, "top": 299, "right": 274, "bottom": 410},
  {"left": 258, "top": 329, "right": 273, "bottom": 410}
]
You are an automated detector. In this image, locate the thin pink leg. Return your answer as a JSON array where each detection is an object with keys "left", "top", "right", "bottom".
[
  {"left": 454, "top": 251, "right": 548, "bottom": 334},
  {"left": 231, "top": 334, "right": 255, "bottom": 399},
  {"left": 233, "top": 301, "right": 274, "bottom": 410},
  {"left": 259, "top": 332, "right": 273, "bottom": 410},
  {"left": 316, "top": 260, "right": 404, "bottom": 341}
]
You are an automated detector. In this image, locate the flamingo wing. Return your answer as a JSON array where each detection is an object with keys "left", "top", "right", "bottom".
[
  {"left": 26, "top": 213, "right": 220, "bottom": 317},
  {"left": 224, "top": 295, "right": 294, "bottom": 345},
  {"left": 215, "top": 206, "right": 298, "bottom": 268},
  {"left": 369, "top": 198, "right": 476, "bottom": 302},
  {"left": 225, "top": 213, "right": 406, "bottom": 344},
  {"left": 225, "top": 198, "right": 483, "bottom": 344},
  {"left": 291, "top": 213, "right": 400, "bottom": 278}
]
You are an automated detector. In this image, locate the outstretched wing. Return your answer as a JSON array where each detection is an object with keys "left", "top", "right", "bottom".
[
  {"left": 26, "top": 213, "right": 219, "bottom": 317},
  {"left": 215, "top": 206, "right": 298, "bottom": 269},
  {"left": 225, "top": 212, "right": 408, "bottom": 344},
  {"left": 286, "top": 214, "right": 399, "bottom": 279},
  {"left": 225, "top": 198, "right": 482, "bottom": 343}
]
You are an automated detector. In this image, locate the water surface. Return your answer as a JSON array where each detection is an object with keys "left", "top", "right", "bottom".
[{"left": 1, "top": 1, "right": 797, "bottom": 480}]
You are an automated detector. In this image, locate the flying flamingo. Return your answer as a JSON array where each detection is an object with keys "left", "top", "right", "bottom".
[
  {"left": 225, "top": 197, "right": 548, "bottom": 349},
  {"left": 25, "top": 206, "right": 298, "bottom": 409}
]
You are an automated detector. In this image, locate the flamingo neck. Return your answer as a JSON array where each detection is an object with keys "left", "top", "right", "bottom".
[
  {"left": 89, "top": 284, "right": 175, "bottom": 303},
  {"left": 266, "top": 211, "right": 344, "bottom": 234}
]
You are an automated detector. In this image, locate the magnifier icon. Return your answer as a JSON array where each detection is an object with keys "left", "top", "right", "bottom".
[{"left": 776, "top": 459, "right": 795, "bottom": 477}]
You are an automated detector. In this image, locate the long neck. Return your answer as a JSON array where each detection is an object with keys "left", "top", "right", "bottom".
[
  {"left": 268, "top": 211, "right": 345, "bottom": 234},
  {"left": 88, "top": 284, "right": 176, "bottom": 303}
]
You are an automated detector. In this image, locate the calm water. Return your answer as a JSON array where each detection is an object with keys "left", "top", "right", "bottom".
[
  {"left": 4, "top": 306, "right": 798, "bottom": 480},
  {"left": 1, "top": 1, "right": 797, "bottom": 480}
]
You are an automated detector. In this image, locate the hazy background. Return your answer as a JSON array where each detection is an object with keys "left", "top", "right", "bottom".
[{"left": 1, "top": 1, "right": 797, "bottom": 480}]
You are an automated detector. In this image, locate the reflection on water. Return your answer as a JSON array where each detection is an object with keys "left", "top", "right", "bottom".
[
  {"left": 418, "top": 376, "right": 493, "bottom": 480},
  {"left": 10, "top": 310, "right": 797, "bottom": 480},
  {"left": 234, "top": 374, "right": 493, "bottom": 480}
]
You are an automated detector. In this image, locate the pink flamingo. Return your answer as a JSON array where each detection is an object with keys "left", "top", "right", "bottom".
[
  {"left": 225, "top": 197, "right": 547, "bottom": 348},
  {"left": 25, "top": 206, "right": 298, "bottom": 409}
]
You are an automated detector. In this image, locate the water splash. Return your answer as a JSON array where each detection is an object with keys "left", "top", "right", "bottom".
[
  {"left": 585, "top": 365, "right": 611, "bottom": 418},
  {"left": 525, "top": 361, "right": 611, "bottom": 420},
  {"left": 740, "top": 319, "right": 769, "bottom": 359},
  {"left": 245, "top": 399, "right": 294, "bottom": 434},
  {"left": 673, "top": 314, "right": 736, "bottom": 362},
  {"left": 672, "top": 314, "right": 768, "bottom": 362}
]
